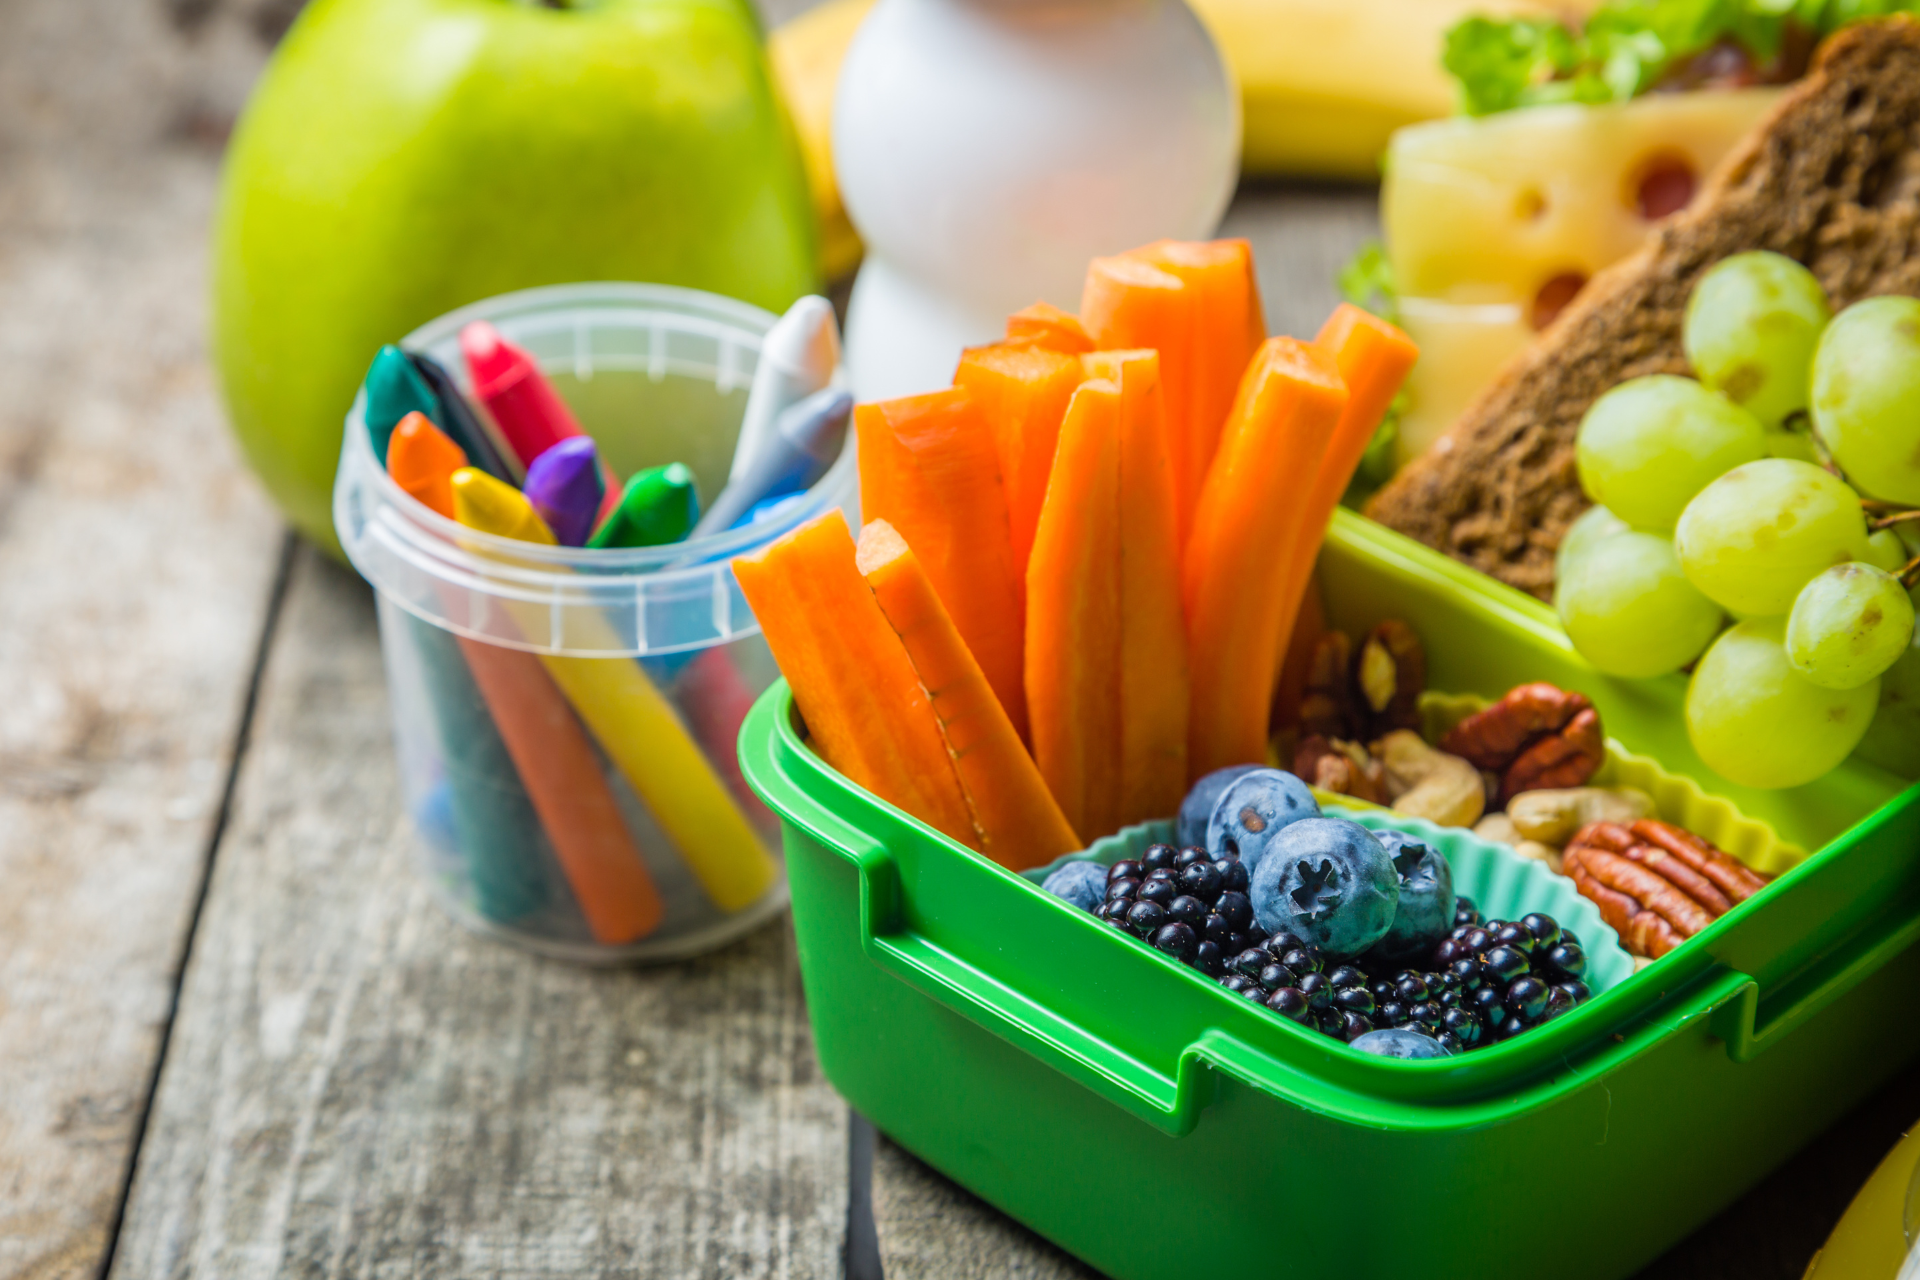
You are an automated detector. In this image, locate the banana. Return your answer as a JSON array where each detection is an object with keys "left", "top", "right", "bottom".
[{"left": 768, "top": 0, "right": 1590, "bottom": 279}]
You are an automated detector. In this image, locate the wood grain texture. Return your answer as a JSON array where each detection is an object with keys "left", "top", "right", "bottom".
[
  {"left": 109, "top": 549, "right": 848, "bottom": 1279},
  {"left": 0, "top": 0, "right": 285, "bottom": 1275},
  {"left": 871, "top": 1137, "right": 1102, "bottom": 1280}
]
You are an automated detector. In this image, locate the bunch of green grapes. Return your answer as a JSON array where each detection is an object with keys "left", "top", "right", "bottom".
[{"left": 1556, "top": 252, "right": 1919, "bottom": 790}]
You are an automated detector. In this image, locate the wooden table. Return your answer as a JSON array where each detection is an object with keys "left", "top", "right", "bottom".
[{"left": 4, "top": 1, "right": 1919, "bottom": 1276}]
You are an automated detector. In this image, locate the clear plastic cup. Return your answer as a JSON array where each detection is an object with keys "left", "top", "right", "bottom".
[{"left": 334, "top": 283, "right": 855, "bottom": 962}]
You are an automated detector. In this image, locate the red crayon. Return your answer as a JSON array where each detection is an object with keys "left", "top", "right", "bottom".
[{"left": 461, "top": 320, "right": 621, "bottom": 523}]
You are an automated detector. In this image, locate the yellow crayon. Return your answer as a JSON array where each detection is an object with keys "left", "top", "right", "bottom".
[{"left": 450, "top": 468, "right": 778, "bottom": 911}]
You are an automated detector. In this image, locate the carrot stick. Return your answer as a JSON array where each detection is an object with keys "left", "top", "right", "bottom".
[
  {"left": 1082, "top": 350, "right": 1189, "bottom": 826},
  {"left": 857, "top": 520, "right": 1081, "bottom": 868},
  {"left": 952, "top": 343, "right": 1084, "bottom": 583},
  {"left": 1265, "top": 304, "right": 1421, "bottom": 703},
  {"left": 733, "top": 512, "right": 982, "bottom": 850},
  {"left": 1184, "top": 338, "right": 1349, "bottom": 777},
  {"left": 1005, "top": 301, "right": 1094, "bottom": 353},
  {"left": 1080, "top": 240, "right": 1265, "bottom": 550},
  {"left": 856, "top": 389, "right": 1028, "bottom": 741},
  {"left": 1026, "top": 379, "right": 1125, "bottom": 840}
]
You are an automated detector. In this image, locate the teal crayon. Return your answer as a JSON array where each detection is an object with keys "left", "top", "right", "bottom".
[
  {"left": 401, "top": 613, "right": 555, "bottom": 924},
  {"left": 361, "top": 345, "right": 516, "bottom": 483}
]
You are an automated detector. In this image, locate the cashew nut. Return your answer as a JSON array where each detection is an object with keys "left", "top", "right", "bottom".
[
  {"left": 1372, "top": 730, "right": 1485, "bottom": 829},
  {"left": 1513, "top": 839, "right": 1565, "bottom": 875},
  {"left": 1473, "top": 813, "right": 1521, "bottom": 847},
  {"left": 1508, "top": 787, "right": 1654, "bottom": 846}
]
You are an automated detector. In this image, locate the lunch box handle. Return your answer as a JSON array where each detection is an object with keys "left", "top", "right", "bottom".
[{"left": 1708, "top": 905, "right": 1920, "bottom": 1063}]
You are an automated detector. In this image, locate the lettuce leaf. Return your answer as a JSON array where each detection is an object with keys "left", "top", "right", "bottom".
[{"left": 1443, "top": 0, "right": 1920, "bottom": 116}]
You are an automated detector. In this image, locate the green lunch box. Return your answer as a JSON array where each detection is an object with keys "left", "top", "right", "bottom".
[{"left": 739, "top": 508, "right": 1920, "bottom": 1280}]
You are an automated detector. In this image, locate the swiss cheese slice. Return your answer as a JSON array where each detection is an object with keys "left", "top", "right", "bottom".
[{"left": 1384, "top": 88, "right": 1784, "bottom": 464}]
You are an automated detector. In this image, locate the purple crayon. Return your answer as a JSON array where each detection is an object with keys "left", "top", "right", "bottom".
[{"left": 523, "top": 436, "right": 607, "bottom": 547}]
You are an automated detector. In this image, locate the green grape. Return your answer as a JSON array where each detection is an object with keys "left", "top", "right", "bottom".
[
  {"left": 1555, "top": 531, "right": 1724, "bottom": 677},
  {"left": 1555, "top": 504, "right": 1630, "bottom": 578},
  {"left": 1762, "top": 428, "right": 1818, "bottom": 463},
  {"left": 1810, "top": 295, "right": 1920, "bottom": 505},
  {"left": 1686, "top": 617, "right": 1880, "bottom": 789},
  {"left": 1853, "top": 595, "right": 1920, "bottom": 777},
  {"left": 1674, "top": 458, "right": 1872, "bottom": 616},
  {"left": 1865, "top": 528, "right": 1908, "bottom": 573},
  {"left": 1684, "top": 252, "right": 1831, "bottom": 428},
  {"left": 1785, "top": 562, "right": 1916, "bottom": 689},
  {"left": 1576, "top": 376, "right": 1767, "bottom": 532}
]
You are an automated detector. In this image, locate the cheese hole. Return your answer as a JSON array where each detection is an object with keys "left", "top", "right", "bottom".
[
  {"left": 1515, "top": 187, "right": 1548, "bottom": 222},
  {"left": 1631, "top": 153, "right": 1697, "bottom": 220},
  {"left": 1530, "top": 273, "right": 1587, "bottom": 331}
]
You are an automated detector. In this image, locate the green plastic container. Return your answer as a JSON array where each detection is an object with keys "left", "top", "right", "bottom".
[{"left": 739, "top": 509, "right": 1920, "bottom": 1280}]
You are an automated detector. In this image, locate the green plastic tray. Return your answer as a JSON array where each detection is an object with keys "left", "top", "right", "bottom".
[{"left": 740, "top": 509, "right": 1920, "bottom": 1280}]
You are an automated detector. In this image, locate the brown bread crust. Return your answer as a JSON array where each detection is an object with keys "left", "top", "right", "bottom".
[{"left": 1366, "top": 17, "right": 1920, "bottom": 599}]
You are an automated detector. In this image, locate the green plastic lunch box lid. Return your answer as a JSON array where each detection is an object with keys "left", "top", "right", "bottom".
[{"left": 740, "top": 508, "right": 1920, "bottom": 1280}]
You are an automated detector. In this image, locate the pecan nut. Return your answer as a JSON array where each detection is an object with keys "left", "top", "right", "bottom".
[
  {"left": 1294, "top": 734, "right": 1387, "bottom": 804},
  {"left": 1439, "top": 683, "right": 1605, "bottom": 805},
  {"left": 1562, "top": 819, "right": 1770, "bottom": 959},
  {"left": 1298, "top": 633, "right": 1360, "bottom": 741},
  {"left": 1355, "top": 620, "right": 1426, "bottom": 735}
]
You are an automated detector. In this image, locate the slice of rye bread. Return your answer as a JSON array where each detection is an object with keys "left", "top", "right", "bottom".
[{"left": 1365, "top": 16, "right": 1920, "bottom": 600}]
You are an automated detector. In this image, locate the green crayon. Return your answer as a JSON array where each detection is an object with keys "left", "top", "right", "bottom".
[
  {"left": 363, "top": 345, "right": 439, "bottom": 464},
  {"left": 587, "top": 463, "right": 701, "bottom": 548}
]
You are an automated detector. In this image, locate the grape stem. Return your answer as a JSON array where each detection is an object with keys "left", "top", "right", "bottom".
[
  {"left": 1870, "top": 510, "right": 1920, "bottom": 531},
  {"left": 1902, "top": 555, "right": 1920, "bottom": 592}
]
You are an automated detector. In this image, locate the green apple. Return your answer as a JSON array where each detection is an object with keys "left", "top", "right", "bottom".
[{"left": 214, "top": 0, "right": 818, "bottom": 552}]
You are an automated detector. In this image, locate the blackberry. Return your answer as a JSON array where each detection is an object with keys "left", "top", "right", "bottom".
[
  {"left": 1181, "top": 860, "right": 1224, "bottom": 901},
  {"left": 1505, "top": 976, "right": 1550, "bottom": 1022},
  {"left": 1174, "top": 845, "right": 1211, "bottom": 870},
  {"left": 1492, "top": 921, "right": 1536, "bottom": 955},
  {"left": 1168, "top": 894, "right": 1208, "bottom": 927},
  {"left": 1453, "top": 896, "right": 1482, "bottom": 928},
  {"left": 1214, "top": 891, "right": 1254, "bottom": 932},
  {"left": 1542, "top": 941, "right": 1588, "bottom": 982},
  {"left": 1230, "top": 948, "right": 1268, "bottom": 978},
  {"left": 1298, "top": 971, "right": 1332, "bottom": 1010},
  {"left": 1108, "top": 859, "right": 1144, "bottom": 884},
  {"left": 1127, "top": 900, "right": 1168, "bottom": 934},
  {"left": 1220, "top": 974, "right": 1256, "bottom": 996},
  {"left": 1141, "top": 843, "right": 1179, "bottom": 873},
  {"left": 1137, "top": 879, "right": 1176, "bottom": 908},
  {"left": 1153, "top": 922, "right": 1197, "bottom": 959},
  {"left": 1257, "top": 964, "right": 1296, "bottom": 992},
  {"left": 1194, "top": 940, "right": 1227, "bottom": 976},
  {"left": 1267, "top": 987, "right": 1311, "bottom": 1021},
  {"left": 1202, "top": 914, "right": 1235, "bottom": 946},
  {"left": 1337, "top": 1012, "right": 1375, "bottom": 1042},
  {"left": 1216, "top": 858, "right": 1251, "bottom": 895},
  {"left": 1482, "top": 945, "right": 1530, "bottom": 984}
]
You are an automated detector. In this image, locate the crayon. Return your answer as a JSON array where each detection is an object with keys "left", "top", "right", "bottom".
[
  {"left": 451, "top": 468, "right": 779, "bottom": 911},
  {"left": 459, "top": 320, "right": 620, "bottom": 522},
  {"left": 693, "top": 386, "right": 851, "bottom": 537},
  {"left": 729, "top": 295, "right": 840, "bottom": 484},
  {"left": 525, "top": 437, "right": 606, "bottom": 547},
  {"left": 362, "top": 345, "right": 441, "bottom": 464},
  {"left": 586, "top": 463, "right": 701, "bottom": 549},
  {"left": 409, "top": 350, "right": 521, "bottom": 484},
  {"left": 389, "top": 420, "right": 665, "bottom": 944}
]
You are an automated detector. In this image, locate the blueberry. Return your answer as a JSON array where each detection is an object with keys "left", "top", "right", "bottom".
[
  {"left": 1350, "top": 1028, "right": 1450, "bottom": 1058},
  {"left": 1137, "top": 879, "right": 1176, "bottom": 908},
  {"left": 1141, "top": 843, "right": 1179, "bottom": 873},
  {"left": 1194, "top": 940, "right": 1227, "bottom": 975},
  {"left": 1177, "top": 765, "right": 1264, "bottom": 849},
  {"left": 1483, "top": 946, "right": 1530, "bottom": 984},
  {"left": 1206, "top": 769, "right": 1320, "bottom": 865},
  {"left": 1215, "top": 859, "right": 1251, "bottom": 895},
  {"left": 1152, "top": 922, "right": 1197, "bottom": 959},
  {"left": 1231, "top": 948, "right": 1269, "bottom": 977},
  {"left": 1214, "top": 891, "right": 1254, "bottom": 933},
  {"left": 1126, "top": 900, "right": 1168, "bottom": 935},
  {"left": 1180, "top": 861, "right": 1224, "bottom": 903},
  {"left": 1041, "top": 861, "right": 1108, "bottom": 911},
  {"left": 1523, "top": 913, "right": 1561, "bottom": 948},
  {"left": 1168, "top": 895, "right": 1208, "bottom": 927},
  {"left": 1248, "top": 818, "right": 1399, "bottom": 958},
  {"left": 1544, "top": 942, "right": 1588, "bottom": 980},
  {"left": 1107, "top": 860, "right": 1144, "bottom": 884},
  {"left": 1105, "top": 877, "right": 1141, "bottom": 902},
  {"left": 1368, "top": 829, "right": 1457, "bottom": 965},
  {"left": 1506, "top": 976, "right": 1549, "bottom": 1021},
  {"left": 1266, "top": 987, "right": 1311, "bottom": 1021}
]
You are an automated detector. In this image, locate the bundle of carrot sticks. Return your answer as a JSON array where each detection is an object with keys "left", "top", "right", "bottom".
[{"left": 733, "top": 240, "right": 1417, "bottom": 873}]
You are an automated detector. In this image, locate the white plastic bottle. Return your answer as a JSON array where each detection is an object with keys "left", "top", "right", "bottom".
[{"left": 833, "top": 0, "right": 1239, "bottom": 401}]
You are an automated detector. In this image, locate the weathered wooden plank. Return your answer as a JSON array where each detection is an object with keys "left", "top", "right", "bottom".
[
  {"left": 870, "top": 1136, "right": 1100, "bottom": 1280},
  {"left": 109, "top": 548, "right": 849, "bottom": 1279},
  {"left": 0, "top": 0, "right": 286, "bottom": 1275}
]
